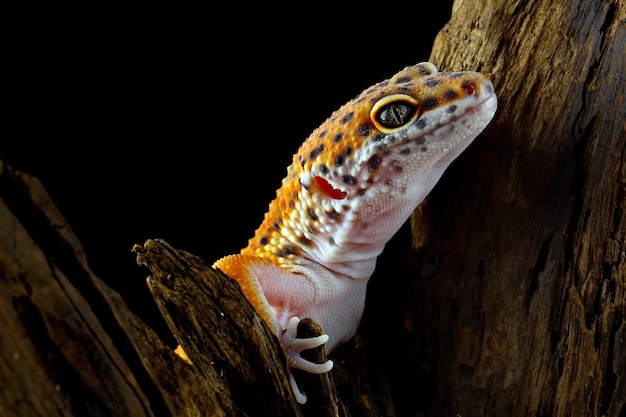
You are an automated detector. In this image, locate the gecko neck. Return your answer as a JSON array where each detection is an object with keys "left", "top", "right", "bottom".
[{"left": 298, "top": 151, "right": 454, "bottom": 280}]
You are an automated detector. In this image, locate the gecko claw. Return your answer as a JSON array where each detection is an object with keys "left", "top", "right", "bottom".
[
  {"left": 280, "top": 316, "right": 334, "bottom": 404},
  {"left": 289, "top": 372, "right": 308, "bottom": 404},
  {"left": 281, "top": 316, "right": 333, "bottom": 372}
]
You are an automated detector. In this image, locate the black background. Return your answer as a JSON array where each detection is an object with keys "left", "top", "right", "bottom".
[{"left": 4, "top": 4, "right": 453, "bottom": 328}]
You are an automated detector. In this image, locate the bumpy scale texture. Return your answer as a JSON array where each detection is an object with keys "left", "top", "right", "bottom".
[{"left": 212, "top": 62, "right": 497, "bottom": 403}]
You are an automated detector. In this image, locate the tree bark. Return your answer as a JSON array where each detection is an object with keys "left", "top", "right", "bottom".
[
  {"left": 0, "top": 162, "right": 241, "bottom": 417},
  {"left": 390, "top": 0, "right": 625, "bottom": 415},
  {"left": 0, "top": 162, "right": 358, "bottom": 416}
]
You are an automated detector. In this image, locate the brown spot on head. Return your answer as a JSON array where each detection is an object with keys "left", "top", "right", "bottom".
[
  {"left": 307, "top": 208, "right": 319, "bottom": 222},
  {"left": 327, "top": 209, "right": 342, "bottom": 221},
  {"left": 340, "top": 112, "right": 354, "bottom": 124},
  {"left": 276, "top": 246, "right": 298, "bottom": 257},
  {"left": 368, "top": 155, "right": 382, "bottom": 172},
  {"left": 422, "top": 97, "right": 438, "bottom": 110},
  {"left": 395, "top": 75, "right": 412, "bottom": 84},
  {"left": 309, "top": 143, "right": 325, "bottom": 161},
  {"left": 358, "top": 124, "right": 371, "bottom": 137},
  {"left": 342, "top": 175, "right": 356, "bottom": 184},
  {"left": 444, "top": 90, "right": 459, "bottom": 100}
]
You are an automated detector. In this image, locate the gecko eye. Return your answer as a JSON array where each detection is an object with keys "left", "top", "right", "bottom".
[{"left": 370, "top": 94, "right": 419, "bottom": 133}]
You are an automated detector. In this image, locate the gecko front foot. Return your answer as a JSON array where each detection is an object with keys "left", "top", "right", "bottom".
[{"left": 280, "top": 316, "right": 333, "bottom": 403}]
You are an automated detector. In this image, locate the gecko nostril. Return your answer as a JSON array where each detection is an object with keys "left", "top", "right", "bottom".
[{"left": 462, "top": 80, "right": 476, "bottom": 95}]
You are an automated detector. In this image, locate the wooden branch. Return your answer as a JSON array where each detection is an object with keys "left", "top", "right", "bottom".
[{"left": 131, "top": 239, "right": 307, "bottom": 415}]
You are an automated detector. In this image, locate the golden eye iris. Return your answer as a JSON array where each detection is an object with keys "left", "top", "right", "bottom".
[{"left": 370, "top": 94, "right": 419, "bottom": 133}]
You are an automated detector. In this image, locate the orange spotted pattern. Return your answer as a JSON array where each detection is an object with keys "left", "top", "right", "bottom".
[{"left": 235, "top": 63, "right": 491, "bottom": 266}]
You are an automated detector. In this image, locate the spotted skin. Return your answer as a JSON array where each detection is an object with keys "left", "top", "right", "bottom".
[{"left": 212, "top": 62, "right": 497, "bottom": 403}]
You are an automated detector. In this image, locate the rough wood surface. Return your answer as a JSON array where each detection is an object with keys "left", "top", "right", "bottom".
[
  {"left": 0, "top": 161, "right": 155, "bottom": 417},
  {"left": 132, "top": 238, "right": 313, "bottom": 416},
  {"left": 0, "top": 163, "right": 293, "bottom": 416},
  {"left": 135, "top": 238, "right": 300, "bottom": 416},
  {"left": 396, "top": 0, "right": 625, "bottom": 415}
]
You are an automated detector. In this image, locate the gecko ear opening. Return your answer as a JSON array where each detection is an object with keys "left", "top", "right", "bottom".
[{"left": 314, "top": 176, "right": 347, "bottom": 200}]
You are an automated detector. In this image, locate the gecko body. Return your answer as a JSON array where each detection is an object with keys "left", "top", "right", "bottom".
[{"left": 212, "top": 62, "right": 497, "bottom": 403}]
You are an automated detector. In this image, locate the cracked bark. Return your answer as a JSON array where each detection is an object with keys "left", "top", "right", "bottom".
[{"left": 395, "top": 0, "right": 625, "bottom": 415}]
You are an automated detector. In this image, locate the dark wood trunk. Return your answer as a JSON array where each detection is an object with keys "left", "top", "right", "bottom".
[
  {"left": 1, "top": 0, "right": 623, "bottom": 416},
  {"left": 399, "top": 0, "right": 625, "bottom": 415}
]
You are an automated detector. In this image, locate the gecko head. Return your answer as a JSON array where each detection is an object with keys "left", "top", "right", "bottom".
[
  {"left": 296, "top": 62, "right": 497, "bottom": 209},
  {"left": 251, "top": 63, "right": 497, "bottom": 271}
]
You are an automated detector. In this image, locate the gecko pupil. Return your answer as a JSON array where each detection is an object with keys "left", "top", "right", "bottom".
[{"left": 375, "top": 101, "right": 417, "bottom": 128}]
